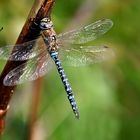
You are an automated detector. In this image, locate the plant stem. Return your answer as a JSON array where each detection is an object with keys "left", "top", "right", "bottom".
[{"left": 0, "top": 0, "right": 55, "bottom": 134}]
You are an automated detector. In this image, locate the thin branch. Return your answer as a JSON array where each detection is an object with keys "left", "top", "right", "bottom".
[
  {"left": 0, "top": 0, "right": 55, "bottom": 134},
  {"left": 28, "top": 77, "right": 44, "bottom": 140}
]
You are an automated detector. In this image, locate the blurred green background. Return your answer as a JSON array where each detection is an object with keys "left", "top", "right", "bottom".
[{"left": 0, "top": 0, "right": 140, "bottom": 140}]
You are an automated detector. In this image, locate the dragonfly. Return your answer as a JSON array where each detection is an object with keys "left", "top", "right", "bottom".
[{"left": 0, "top": 18, "right": 113, "bottom": 119}]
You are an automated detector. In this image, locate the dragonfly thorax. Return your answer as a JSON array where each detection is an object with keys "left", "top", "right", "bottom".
[
  {"left": 40, "top": 18, "right": 59, "bottom": 53},
  {"left": 48, "top": 35, "right": 59, "bottom": 52}
]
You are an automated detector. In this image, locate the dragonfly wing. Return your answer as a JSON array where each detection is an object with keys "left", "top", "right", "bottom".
[
  {"left": 59, "top": 45, "right": 114, "bottom": 67},
  {"left": 57, "top": 19, "right": 113, "bottom": 45},
  {"left": 0, "top": 37, "right": 47, "bottom": 61},
  {"left": 3, "top": 52, "right": 52, "bottom": 86}
]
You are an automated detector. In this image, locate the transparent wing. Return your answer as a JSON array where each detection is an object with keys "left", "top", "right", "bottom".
[
  {"left": 0, "top": 19, "right": 113, "bottom": 61},
  {"left": 57, "top": 19, "right": 113, "bottom": 45},
  {"left": 59, "top": 45, "right": 114, "bottom": 67},
  {"left": 3, "top": 52, "right": 52, "bottom": 86},
  {"left": 0, "top": 37, "right": 47, "bottom": 61}
]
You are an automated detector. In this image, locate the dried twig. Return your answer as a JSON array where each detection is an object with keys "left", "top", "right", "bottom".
[
  {"left": 28, "top": 77, "right": 44, "bottom": 140},
  {"left": 0, "top": 0, "right": 55, "bottom": 134}
]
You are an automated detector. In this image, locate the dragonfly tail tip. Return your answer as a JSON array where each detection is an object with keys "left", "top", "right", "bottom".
[{"left": 75, "top": 112, "right": 80, "bottom": 119}]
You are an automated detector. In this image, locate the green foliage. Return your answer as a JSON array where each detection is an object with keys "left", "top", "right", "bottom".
[{"left": 0, "top": 0, "right": 140, "bottom": 140}]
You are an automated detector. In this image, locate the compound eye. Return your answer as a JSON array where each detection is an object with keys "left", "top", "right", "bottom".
[
  {"left": 40, "top": 22, "right": 47, "bottom": 29},
  {"left": 40, "top": 18, "right": 53, "bottom": 30}
]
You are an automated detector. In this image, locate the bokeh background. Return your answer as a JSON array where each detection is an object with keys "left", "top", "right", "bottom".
[{"left": 0, "top": 0, "right": 140, "bottom": 140}]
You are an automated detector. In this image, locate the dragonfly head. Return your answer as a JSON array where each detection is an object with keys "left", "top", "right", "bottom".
[{"left": 40, "top": 18, "right": 53, "bottom": 30}]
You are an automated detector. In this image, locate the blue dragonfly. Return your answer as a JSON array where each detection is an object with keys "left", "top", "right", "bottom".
[{"left": 0, "top": 18, "right": 113, "bottom": 118}]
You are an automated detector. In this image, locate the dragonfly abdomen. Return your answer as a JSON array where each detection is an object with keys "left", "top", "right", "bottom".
[{"left": 50, "top": 51, "right": 79, "bottom": 119}]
